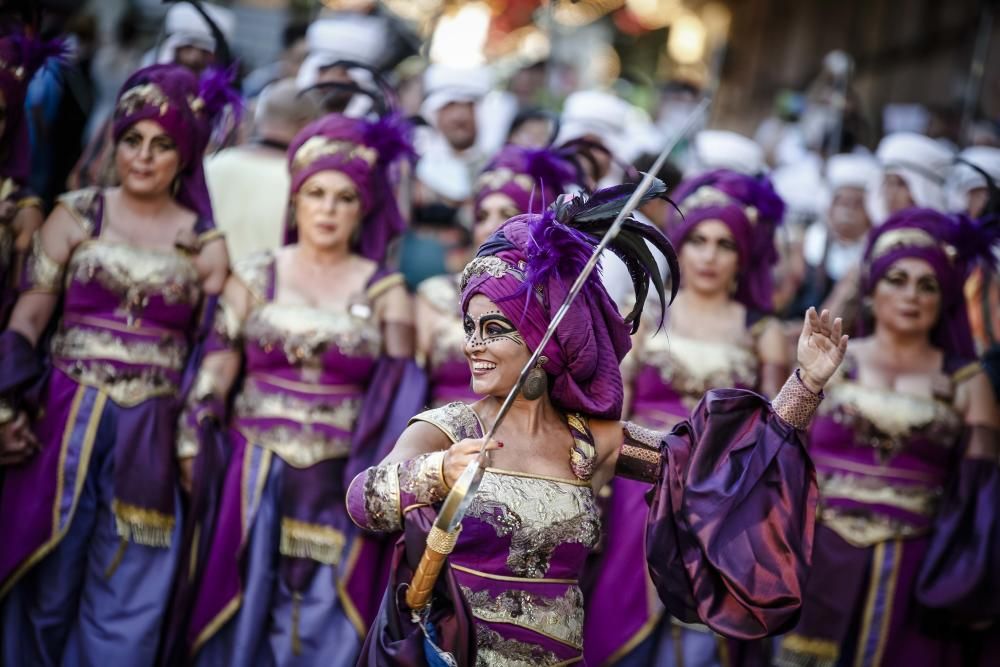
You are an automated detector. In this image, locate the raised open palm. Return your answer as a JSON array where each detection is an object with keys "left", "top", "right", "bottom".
[{"left": 797, "top": 307, "right": 849, "bottom": 393}]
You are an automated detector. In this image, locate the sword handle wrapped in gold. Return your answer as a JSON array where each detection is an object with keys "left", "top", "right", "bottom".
[{"left": 405, "top": 524, "right": 462, "bottom": 611}]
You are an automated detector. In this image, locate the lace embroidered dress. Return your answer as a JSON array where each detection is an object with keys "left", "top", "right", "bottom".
[
  {"left": 188, "top": 251, "right": 407, "bottom": 666},
  {"left": 0, "top": 187, "right": 211, "bottom": 665},
  {"left": 777, "top": 353, "right": 1000, "bottom": 667}
]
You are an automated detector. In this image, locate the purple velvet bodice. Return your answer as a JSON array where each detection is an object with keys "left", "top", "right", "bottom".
[
  {"left": 410, "top": 402, "right": 600, "bottom": 666},
  {"left": 808, "top": 353, "right": 966, "bottom": 547},
  {"left": 229, "top": 251, "right": 387, "bottom": 466},
  {"left": 49, "top": 189, "right": 202, "bottom": 406},
  {"left": 629, "top": 316, "right": 760, "bottom": 429}
]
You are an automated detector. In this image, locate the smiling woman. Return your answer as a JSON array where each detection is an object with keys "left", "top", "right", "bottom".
[
  {"left": 348, "top": 181, "right": 848, "bottom": 667},
  {"left": 778, "top": 208, "right": 1000, "bottom": 667},
  {"left": 0, "top": 63, "right": 233, "bottom": 667}
]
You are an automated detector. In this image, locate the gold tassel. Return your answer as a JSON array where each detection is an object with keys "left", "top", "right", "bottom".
[
  {"left": 279, "top": 518, "right": 345, "bottom": 566},
  {"left": 111, "top": 499, "right": 175, "bottom": 548},
  {"left": 291, "top": 592, "right": 303, "bottom": 656},
  {"left": 773, "top": 634, "right": 839, "bottom": 667}
]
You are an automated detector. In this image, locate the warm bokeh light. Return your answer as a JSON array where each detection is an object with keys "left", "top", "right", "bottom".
[
  {"left": 429, "top": 1, "right": 493, "bottom": 66},
  {"left": 667, "top": 12, "right": 707, "bottom": 64}
]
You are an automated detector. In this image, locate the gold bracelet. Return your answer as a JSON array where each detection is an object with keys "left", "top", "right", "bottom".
[{"left": 772, "top": 369, "right": 824, "bottom": 430}]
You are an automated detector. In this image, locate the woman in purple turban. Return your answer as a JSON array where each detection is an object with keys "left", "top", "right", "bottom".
[
  {"left": 0, "top": 63, "right": 232, "bottom": 665},
  {"left": 182, "top": 112, "right": 423, "bottom": 667},
  {"left": 346, "top": 180, "right": 848, "bottom": 666},
  {"left": 415, "top": 143, "right": 579, "bottom": 408},
  {"left": 586, "top": 169, "right": 792, "bottom": 665},
  {"left": 0, "top": 34, "right": 63, "bottom": 323},
  {"left": 777, "top": 208, "right": 1000, "bottom": 667}
]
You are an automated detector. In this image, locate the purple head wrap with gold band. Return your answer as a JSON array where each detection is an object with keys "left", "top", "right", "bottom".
[
  {"left": 0, "top": 34, "right": 66, "bottom": 185},
  {"left": 666, "top": 169, "right": 785, "bottom": 314},
  {"left": 285, "top": 112, "right": 414, "bottom": 262},
  {"left": 862, "top": 207, "right": 1000, "bottom": 361},
  {"left": 112, "top": 64, "right": 239, "bottom": 230},
  {"left": 474, "top": 144, "right": 579, "bottom": 215},
  {"left": 461, "top": 182, "right": 679, "bottom": 419}
]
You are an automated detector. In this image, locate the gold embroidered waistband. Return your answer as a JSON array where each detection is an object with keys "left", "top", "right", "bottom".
[
  {"left": 450, "top": 563, "right": 578, "bottom": 585},
  {"left": 238, "top": 424, "right": 351, "bottom": 468},
  {"left": 819, "top": 506, "right": 927, "bottom": 548},
  {"left": 279, "top": 518, "right": 346, "bottom": 565},
  {"left": 461, "top": 584, "right": 584, "bottom": 649},
  {"left": 247, "top": 373, "right": 365, "bottom": 396},
  {"left": 52, "top": 326, "right": 188, "bottom": 371},
  {"left": 56, "top": 360, "right": 179, "bottom": 407},
  {"left": 818, "top": 471, "right": 941, "bottom": 516},
  {"left": 234, "top": 384, "right": 361, "bottom": 432}
]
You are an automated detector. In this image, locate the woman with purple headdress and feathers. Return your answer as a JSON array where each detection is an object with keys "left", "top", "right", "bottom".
[
  {"left": 182, "top": 110, "right": 424, "bottom": 667},
  {"left": 0, "top": 63, "right": 233, "bottom": 665},
  {"left": 0, "top": 32, "right": 64, "bottom": 325},
  {"left": 346, "top": 178, "right": 848, "bottom": 667},
  {"left": 584, "top": 169, "right": 792, "bottom": 666},
  {"left": 776, "top": 209, "right": 1000, "bottom": 667},
  {"left": 415, "top": 143, "right": 579, "bottom": 408}
]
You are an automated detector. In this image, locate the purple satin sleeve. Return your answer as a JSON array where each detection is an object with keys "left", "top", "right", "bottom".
[
  {"left": 156, "top": 400, "right": 230, "bottom": 666},
  {"left": 916, "top": 454, "right": 1000, "bottom": 622},
  {"left": 0, "top": 329, "right": 43, "bottom": 396},
  {"left": 357, "top": 505, "right": 477, "bottom": 667},
  {"left": 646, "top": 388, "right": 818, "bottom": 639},
  {"left": 347, "top": 358, "right": 428, "bottom": 482}
]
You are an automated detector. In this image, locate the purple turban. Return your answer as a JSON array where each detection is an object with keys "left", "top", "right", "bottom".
[
  {"left": 862, "top": 207, "right": 1000, "bottom": 361},
  {"left": 474, "top": 144, "right": 579, "bottom": 215},
  {"left": 461, "top": 182, "right": 679, "bottom": 419},
  {"left": 666, "top": 169, "right": 785, "bottom": 314},
  {"left": 0, "top": 34, "right": 65, "bottom": 184},
  {"left": 112, "top": 64, "right": 239, "bottom": 230},
  {"left": 285, "top": 112, "right": 414, "bottom": 262}
]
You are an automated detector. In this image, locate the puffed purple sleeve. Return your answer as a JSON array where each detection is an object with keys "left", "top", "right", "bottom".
[
  {"left": 634, "top": 388, "right": 819, "bottom": 639},
  {"left": 916, "top": 426, "right": 1000, "bottom": 622}
]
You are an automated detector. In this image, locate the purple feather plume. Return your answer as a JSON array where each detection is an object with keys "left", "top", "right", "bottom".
[
  {"left": 363, "top": 112, "right": 416, "bottom": 166},
  {"left": 10, "top": 34, "right": 68, "bottom": 76},
  {"left": 197, "top": 63, "right": 243, "bottom": 127}
]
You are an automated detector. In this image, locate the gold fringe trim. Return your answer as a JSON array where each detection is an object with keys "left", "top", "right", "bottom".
[
  {"left": 111, "top": 499, "right": 175, "bottom": 548},
  {"left": 774, "top": 634, "right": 839, "bottom": 667},
  {"left": 279, "top": 518, "right": 345, "bottom": 565}
]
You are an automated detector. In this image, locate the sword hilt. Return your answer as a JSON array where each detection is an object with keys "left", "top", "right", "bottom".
[{"left": 405, "top": 524, "right": 462, "bottom": 611}]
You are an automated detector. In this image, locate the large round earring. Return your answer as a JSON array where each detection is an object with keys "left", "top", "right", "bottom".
[{"left": 521, "top": 355, "right": 549, "bottom": 400}]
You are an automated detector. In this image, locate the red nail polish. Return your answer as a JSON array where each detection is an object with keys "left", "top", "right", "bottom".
[{"left": 498, "top": 442, "right": 505, "bottom": 448}]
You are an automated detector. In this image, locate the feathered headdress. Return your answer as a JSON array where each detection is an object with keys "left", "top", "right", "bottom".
[
  {"left": 666, "top": 168, "right": 785, "bottom": 314},
  {"left": 475, "top": 144, "right": 581, "bottom": 214},
  {"left": 286, "top": 111, "right": 415, "bottom": 262},
  {"left": 0, "top": 33, "right": 68, "bottom": 182},
  {"left": 461, "top": 180, "right": 678, "bottom": 419},
  {"left": 863, "top": 207, "right": 1000, "bottom": 361}
]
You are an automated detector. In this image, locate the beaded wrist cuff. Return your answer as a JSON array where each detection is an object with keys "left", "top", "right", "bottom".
[{"left": 772, "top": 369, "right": 824, "bottom": 430}]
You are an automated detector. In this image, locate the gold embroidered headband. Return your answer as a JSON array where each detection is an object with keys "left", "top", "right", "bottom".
[
  {"left": 291, "top": 135, "right": 379, "bottom": 172},
  {"left": 868, "top": 228, "right": 957, "bottom": 264},
  {"left": 476, "top": 168, "right": 535, "bottom": 194},
  {"left": 679, "top": 185, "right": 758, "bottom": 225},
  {"left": 115, "top": 82, "right": 213, "bottom": 118}
]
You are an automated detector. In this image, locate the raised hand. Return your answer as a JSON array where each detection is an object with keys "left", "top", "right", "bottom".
[
  {"left": 797, "top": 307, "right": 849, "bottom": 393},
  {"left": 442, "top": 438, "right": 503, "bottom": 488}
]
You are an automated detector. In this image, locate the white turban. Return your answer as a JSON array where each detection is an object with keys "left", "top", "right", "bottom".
[
  {"left": 868, "top": 132, "right": 953, "bottom": 223},
  {"left": 157, "top": 3, "right": 234, "bottom": 64}
]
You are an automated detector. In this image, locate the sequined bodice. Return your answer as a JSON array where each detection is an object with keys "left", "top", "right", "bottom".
[
  {"left": 417, "top": 274, "right": 476, "bottom": 407},
  {"left": 631, "top": 322, "right": 758, "bottom": 429},
  {"left": 232, "top": 251, "right": 391, "bottom": 467},
  {"left": 49, "top": 189, "right": 202, "bottom": 406},
  {"left": 809, "top": 354, "right": 968, "bottom": 547},
  {"left": 411, "top": 402, "right": 600, "bottom": 666}
]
